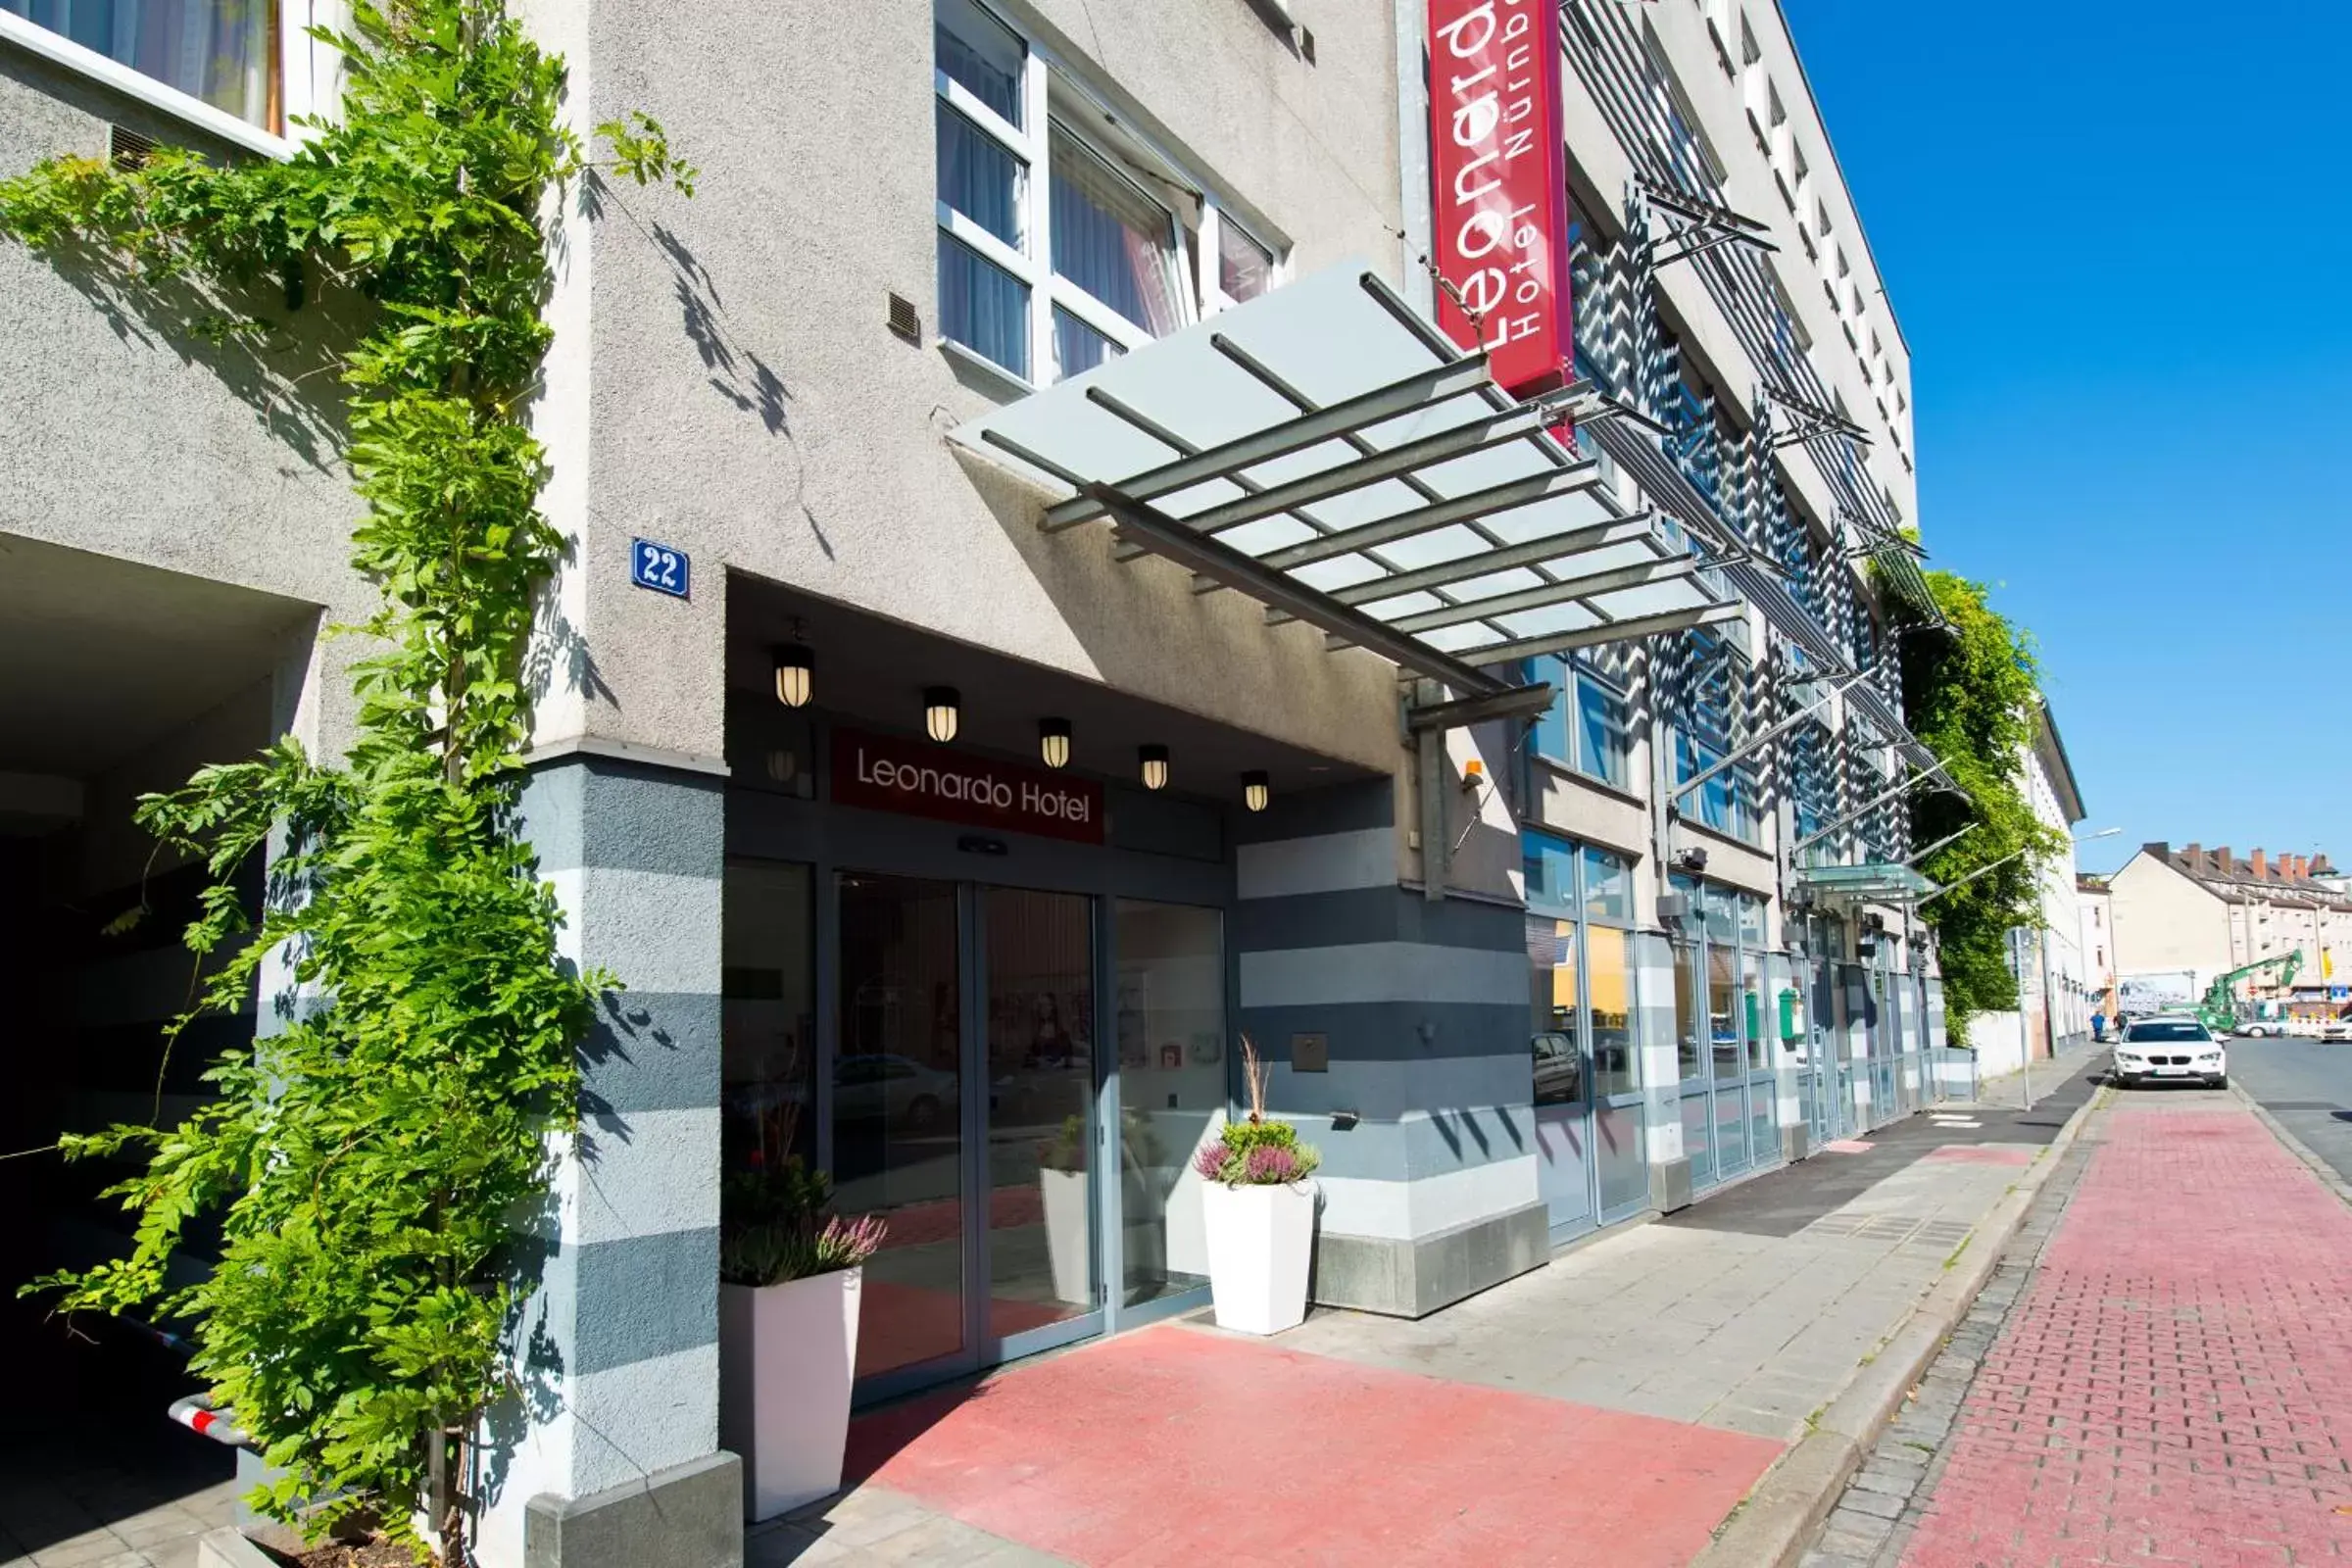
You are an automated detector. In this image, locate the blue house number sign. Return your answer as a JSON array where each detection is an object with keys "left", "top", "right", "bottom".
[{"left": 631, "top": 537, "right": 690, "bottom": 599}]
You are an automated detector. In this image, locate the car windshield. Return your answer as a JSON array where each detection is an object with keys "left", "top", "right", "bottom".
[{"left": 2124, "top": 1021, "right": 2211, "bottom": 1043}]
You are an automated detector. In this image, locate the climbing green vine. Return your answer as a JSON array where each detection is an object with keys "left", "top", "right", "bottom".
[
  {"left": 0, "top": 3, "right": 691, "bottom": 1561},
  {"left": 1891, "top": 569, "right": 2065, "bottom": 1047}
]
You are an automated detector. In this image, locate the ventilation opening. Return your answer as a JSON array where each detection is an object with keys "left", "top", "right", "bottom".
[
  {"left": 109, "top": 124, "right": 157, "bottom": 171},
  {"left": 887, "top": 293, "right": 922, "bottom": 346}
]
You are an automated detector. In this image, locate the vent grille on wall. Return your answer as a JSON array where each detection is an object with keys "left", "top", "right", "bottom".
[
  {"left": 109, "top": 125, "right": 157, "bottom": 171},
  {"left": 887, "top": 293, "right": 921, "bottom": 346}
]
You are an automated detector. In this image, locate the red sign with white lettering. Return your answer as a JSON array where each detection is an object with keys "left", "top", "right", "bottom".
[
  {"left": 831, "top": 727, "right": 1104, "bottom": 845},
  {"left": 1427, "top": 0, "right": 1573, "bottom": 398}
]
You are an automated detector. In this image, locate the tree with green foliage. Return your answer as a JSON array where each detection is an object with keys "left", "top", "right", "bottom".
[
  {"left": 1892, "top": 570, "right": 2066, "bottom": 1047},
  {"left": 0, "top": 4, "right": 691, "bottom": 1562}
]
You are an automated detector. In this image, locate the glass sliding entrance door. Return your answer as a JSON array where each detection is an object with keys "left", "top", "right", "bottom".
[
  {"left": 836, "top": 874, "right": 967, "bottom": 1384},
  {"left": 836, "top": 875, "right": 1103, "bottom": 1400},
  {"left": 981, "top": 888, "right": 1098, "bottom": 1339},
  {"left": 1530, "top": 914, "right": 1595, "bottom": 1238}
]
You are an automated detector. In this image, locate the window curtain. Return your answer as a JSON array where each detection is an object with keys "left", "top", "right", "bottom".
[
  {"left": 939, "top": 233, "right": 1029, "bottom": 378},
  {"left": 936, "top": 107, "right": 1021, "bottom": 246},
  {"left": 10, "top": 0, "right": 272, "bottom": 126},
  {"left": 1049, "top": 128, "right": 1183, "bottom": 337}
]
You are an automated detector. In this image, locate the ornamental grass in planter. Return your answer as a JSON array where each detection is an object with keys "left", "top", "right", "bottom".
[
  {"left": 718, "top": 1158, "right": 886, "bottom": 1522},
  {"left": 1192, "top": 1036, "right": 1320, "bottom": 1335}
]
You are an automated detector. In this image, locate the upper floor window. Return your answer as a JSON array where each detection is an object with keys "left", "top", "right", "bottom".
[
  {"left": 1675, "top": 630, "right": 1759, "bottom": 845},
  {"left": 1532, "top": 650, "right": 1632, "bottom": 791},
  {"left": 933, "top": 0, "right": 1279, "bottom": 386},
  {"left": 6, "top": 0, "right": 275, "bottom": 128}
]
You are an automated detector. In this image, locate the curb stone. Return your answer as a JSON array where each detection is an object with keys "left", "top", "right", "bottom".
[
  {"left": 2230, "top": 1082, "right": 2352, "bottom": 1207},
  {"left": 1689, "top": 1079, "right": 2108, "bottom": 1568}
]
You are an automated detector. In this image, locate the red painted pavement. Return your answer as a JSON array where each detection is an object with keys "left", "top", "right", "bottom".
[
  {"left": 1903, "top": 1102, "right": 2352, "bottom": 1566},
  {"left": 847, "top": 1323, "right": 1784, "bottom": 1566}
]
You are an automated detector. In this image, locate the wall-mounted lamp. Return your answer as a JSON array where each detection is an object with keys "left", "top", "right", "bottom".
[
  {"left": 923, "top": 687, "right": 960, "bottom": 744},
  {"left": 1242, "top": 770, "right": 1270, "bottom": 813},
  {"left": 771, "top": 644, "right": 813, "bottom": 710},
  {"left": 1139, "top": 745, "right": 1170, "bottom": 792},
  {"left": 1038, "top": 717, "right": 1072, "bottom": 770}
]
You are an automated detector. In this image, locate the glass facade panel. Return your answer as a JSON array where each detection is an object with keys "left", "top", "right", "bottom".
[
  {"left": 1051, "top": 128, "right": 1186, "bottom": 336},
  {"left": 936, "top": 0, "right": 1024, "bottom": 122},
  {"left": 836, "top": 873, "right": 966, "bottom": 1380},
  {"left": 1681, "top": 1091, "right": 1711, "bottom": 1175},
  {"left": 1708, "top": 946, "right": 1740, "bottom": 1082},
  {"left": 1714, "top": 1079, "right": 1748, "bottom": 1169},
  {"left": 1112, "top": 900, "right": 1225, "bottom": 1307},
  {"left": 721, "top": 860, "right": 816, "bottom": 1178},
  {"left": 1589, "top": 930, "right": 1638, "bottom": 1097},
  {"left": 1674, "top": 941, "right": 1701, "bottom": 1082},
  {"left": 1523, "top": 830, "right": 1579, "bottom": 913},
  {"left": 936, "top": 105, "right": 1024, "bottom": 245},
  {"left": 1575, "top": 670, "right": 1631, "bottom": 787},
  {"left": 7, "top": 0, "right": 273, "bottom": 127},
  {"left": 1584, "top": 847, "right": 1632, "bottom": 924},
  {"left": 938, "top": 232, "right": 1030, "bottom": 377},
  {"left": 1595, "top": 1103, "right": 1647, "bottom": 1214},
  {"left": 1217, "top": 220, "right": 1273, "bottom": 302},
  {"left": 1741, "top": 952, "right": 1769, "bottom": 1072}
]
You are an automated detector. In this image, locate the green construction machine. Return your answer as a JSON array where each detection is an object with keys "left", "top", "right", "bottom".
[{"left": 2196, "top": 951, "right": 2301, "bottom": 1034}]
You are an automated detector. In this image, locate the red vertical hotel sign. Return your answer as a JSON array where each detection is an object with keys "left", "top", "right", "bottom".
[{"left": 1427, "top": 0, "right": 1573, "bottom": 398}]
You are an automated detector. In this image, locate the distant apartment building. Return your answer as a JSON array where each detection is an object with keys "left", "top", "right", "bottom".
[{"left": 2109, "top": 843, "right": 2352, "bottom": 1010}]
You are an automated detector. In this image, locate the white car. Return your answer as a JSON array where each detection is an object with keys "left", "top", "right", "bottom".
[{"left": 2112, "top": 1016, "right": 2227, "bottom": 1089}]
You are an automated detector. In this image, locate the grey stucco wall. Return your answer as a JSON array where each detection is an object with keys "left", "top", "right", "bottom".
[
  {"left": 0, "top": 45, "right": 373, "bottom": 764},
  {"left": 516, "top": 0, "right": 1409, "bottom": 777}
]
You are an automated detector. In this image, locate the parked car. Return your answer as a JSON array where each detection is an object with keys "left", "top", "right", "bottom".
[
  {"left": 2235, "top": 1017, "right": 2288, "bottom": 1038},
  {"left": 834, "top": 1053, "right": 956, "bottom": 1132},
  {"left": 2324, "top": 1017, "right": 2352, "bottom": 1043},
  {"left": 2112, "top": 1016, "right": 2227, "bottom": 1089}
]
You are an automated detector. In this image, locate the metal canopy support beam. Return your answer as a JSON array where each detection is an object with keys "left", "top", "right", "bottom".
[
  {"left": 1415, "top": 678, "right": 1449, "bottom": 905},
  {"left": 1405, "top": 682, "right": 1556, "bottom": 732},
  {"left": 1038, "top": 353, "right": 1497, "bottom": 530},
  {"left": 1326, "top": 514, "right": 1659, "bottom": 605},
  {"left": 1464, "top": 600, "right": 1743, "bottom": 667},
  {"left": 1166, "top": 404, "right": 1552, "bottom": 539},
  {"left": 1082, "top": 484, "right": 1508, "bottom": 697},
  {"left": 1364, "top": 555, "right": 1698, "bottom": 641},
  {"left": 1253, "top": 463, "right": 1605, "bottom": 576}
]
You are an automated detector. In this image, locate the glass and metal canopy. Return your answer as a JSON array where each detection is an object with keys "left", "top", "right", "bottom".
[
  {"left": 953, "top": 263, "right": 1745, "bottom": 702},
  {"left": 1795, "top": 861, "right": 1937, "bottom": 904}
]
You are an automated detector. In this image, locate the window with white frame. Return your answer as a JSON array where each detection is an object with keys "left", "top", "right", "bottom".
[
  {"left": 5, "top": 0, "right": 276, "bottom": 128},
  {"left": 1676, "top": 630, "right": 1759, "bottom": 844},
  {"left": 932, "top": 0, "right": 1279, "bottom": 385}
]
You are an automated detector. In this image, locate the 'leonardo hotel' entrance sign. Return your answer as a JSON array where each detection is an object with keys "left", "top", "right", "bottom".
[
  {"left": 1427, "top": 0, "right": 1572, "bottom": 398},
  {"left": 832, "top": 727, "right": 1104, "bottom": 846}
]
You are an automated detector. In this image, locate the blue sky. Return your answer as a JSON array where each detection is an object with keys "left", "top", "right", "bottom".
[{"left": 1781, "top": 2, "right": 2351, "bottom": 873}]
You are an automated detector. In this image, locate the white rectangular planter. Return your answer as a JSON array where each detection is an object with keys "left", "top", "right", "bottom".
[
  {"left": 1200, "top": 1179, "right": 1316, "bottom": 1335},
  {"left": 1038, "top": 1167, "right": 1093, "bottom": 1306},
  {"left": 719, "top": 1267, "right": 861, "bottom": 1522}
]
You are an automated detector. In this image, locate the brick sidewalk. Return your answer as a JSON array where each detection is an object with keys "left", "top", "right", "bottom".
[{"left": 1860, "top": 1092, "right": 2352, "bottom": 1567}]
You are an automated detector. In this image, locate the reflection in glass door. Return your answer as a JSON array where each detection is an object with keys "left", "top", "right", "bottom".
[
  {"left": 1530, "top": 917, "right": 1595, "bottom": 1237},
  {"left": 835, "top": 874, "right": 966, "bottom": 1384},
  {"left": 981, "top": 889, "right": 1098, "bottom": 1340},
  {"left": 1113, "top": 900, "right": 1225, "bottom": 1307}
]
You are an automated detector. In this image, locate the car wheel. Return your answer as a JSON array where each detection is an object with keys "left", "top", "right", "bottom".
[
  {"left": 904, "top": 1095, "right": 941, "bottom": 1134},
  {"left": 2213, "top": 1076, "right": 2228, "bottom": 1090}
]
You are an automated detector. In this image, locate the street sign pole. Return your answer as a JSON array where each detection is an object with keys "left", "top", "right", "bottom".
[{"left": 2009, "top": 926, "right": 2034, "bottom": 1112}]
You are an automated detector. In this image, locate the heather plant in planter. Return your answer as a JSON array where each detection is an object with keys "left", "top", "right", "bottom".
[
  {"left": 718, "top": 1157, "right": 885, "bottom": 1521},
  {"left": 1195, "top": 1036, "right": 1321, "bottom": 1335}
]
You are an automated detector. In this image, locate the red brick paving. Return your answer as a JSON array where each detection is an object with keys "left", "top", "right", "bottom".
[
  {"left": 1902, "top": 1101, "right": 2352, "bottom": 1566},
  {"left": 848, "top": 1322, "right": 1784, "bottom": 1567}
]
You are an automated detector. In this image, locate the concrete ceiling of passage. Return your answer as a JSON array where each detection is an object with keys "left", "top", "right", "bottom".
[{"left": 0, "top": 533, "right": 319, "bottom": 780}]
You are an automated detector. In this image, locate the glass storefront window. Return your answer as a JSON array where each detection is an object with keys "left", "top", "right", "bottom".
[
  {"left": 1522, "top": 829, "right": 1580, "bottom": 912},
  {"left": 1741, "top": 952, "right": 1769, "bottom": 1071},
  {"left": 1112, "top": 900, "right": 1225, "bottom": 1308},
  {"left": 1739, "top": 893, "right": 1767, "bottom": 948},
  {"left": 1584, "top": 848, "right": 1632, "bottom": 923},
  {"left": 721, "top": 859, "right": 817, "bottom": 1177},
  {"left": 1708, "top": 946, "right": 1740, "bottom": 1082},
  {"left": 1589, "top": 930, "right": 1638, "bottom": 1097},
  {"left": 1674, "top": 939, "right": 1700, "bottom": 1082}
]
